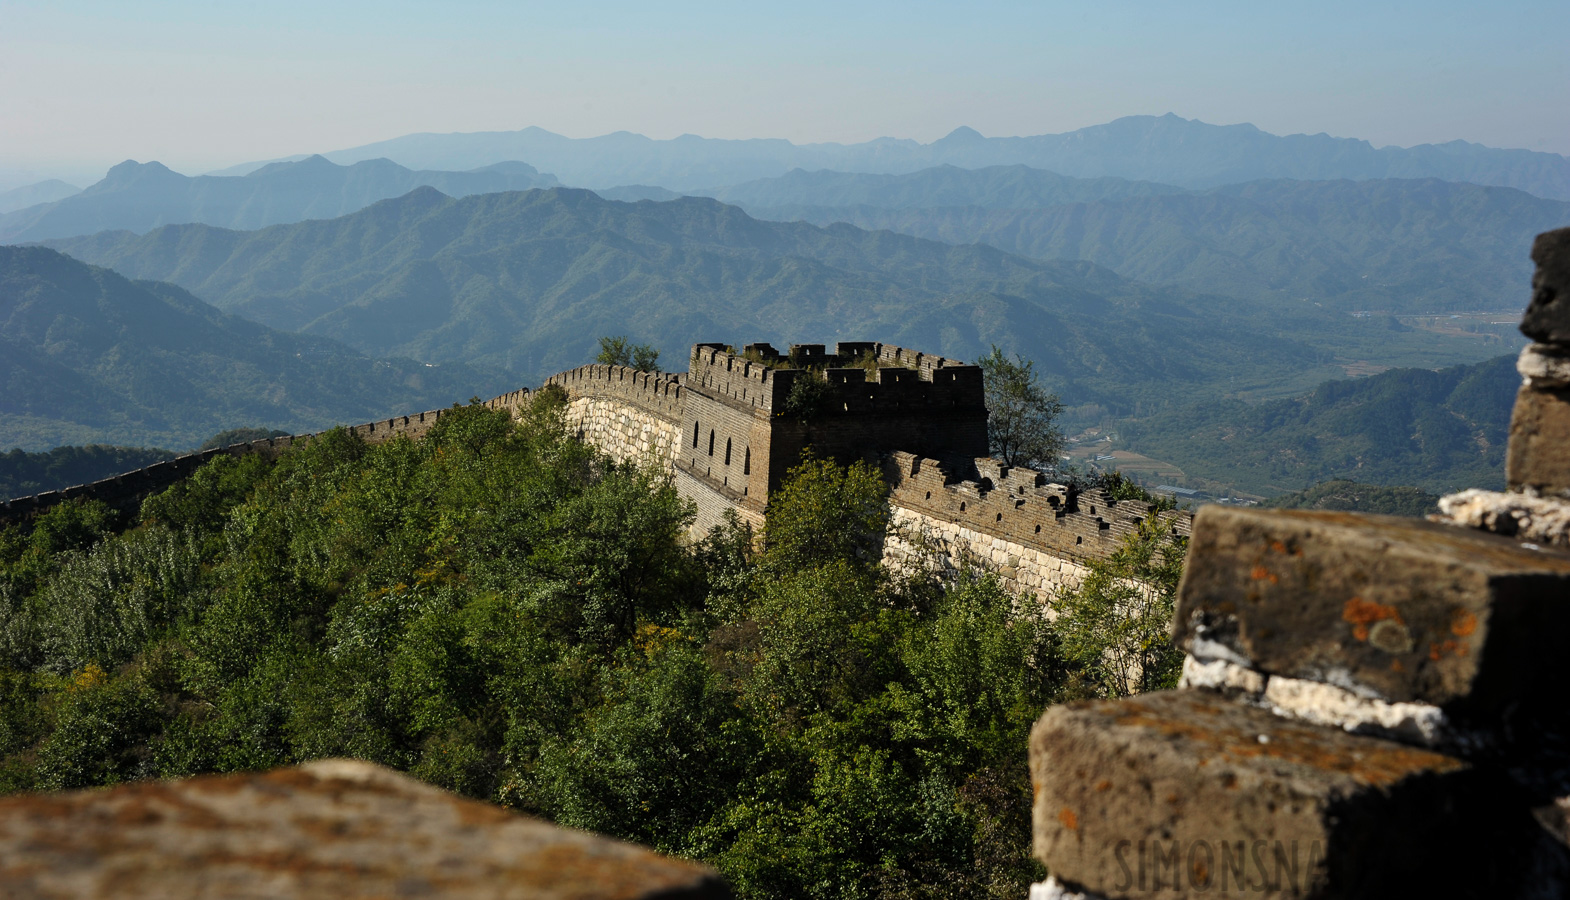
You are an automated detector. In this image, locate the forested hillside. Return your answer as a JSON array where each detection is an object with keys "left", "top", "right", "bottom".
[
  {"left": 1262, "top": 481, "right": 1440, "bottom": 517},
  {"left": 0, "top": 397, "right": 1182, "bottom": 899},
  {"left": 1122, "top": 354, "right": 1518, "bottom": 495},
  {"left": 0, "top": 246, "right": 510, "bottom": 451}
]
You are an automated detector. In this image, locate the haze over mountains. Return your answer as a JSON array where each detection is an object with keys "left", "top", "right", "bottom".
[
  {"left": 0, "top": 180, "right": 80, "bottom": 215},
  {"left": 0, "top": 245, "right": 510, "bottom": 450},
  {"left": 714, "top": 167, "right": 1570, "bottom": 312},
  {"left": 43, "top": 186, "right": 1513, "bottom": 420},
  {"left": 0, "top": 157, "right": 558, "bottom": 243},
  {"left": 215, "top": 115, "right": 1570, "bottom": 200}
]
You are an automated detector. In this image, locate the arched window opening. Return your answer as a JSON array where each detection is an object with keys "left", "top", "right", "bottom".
[
  {"left": 692, "top": 420, "right": 700, "bottom": 448},
  {"left": 743, "top": 447, "right": 751, "bottom": 475},
  {"left": 708, "top": 429, "right": 715, "bottom": 456},
  {"left": 724, "top": 438, "right": 732, "bottom": 465}
]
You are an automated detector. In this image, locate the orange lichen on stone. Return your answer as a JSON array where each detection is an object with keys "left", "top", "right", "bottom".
[
  {"left": 1250, "top": 565, "right": 1279, "bottom": 584},
  {"left": 1342, "top": 596, "right": 1403, "bottom": 642},
  {"left": 1450, "top": 608, "right": 1478, "bottom": 637},
  {"left": 1058, "top": 808, "right": 1078, "bottom": 830}
]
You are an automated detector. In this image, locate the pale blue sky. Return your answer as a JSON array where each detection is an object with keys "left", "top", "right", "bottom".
[{"left": 1, "top": 0, "right": 1565, "bottom": 187}]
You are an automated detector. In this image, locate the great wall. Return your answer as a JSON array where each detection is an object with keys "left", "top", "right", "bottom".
[
  {"left": 0, "top": 339, "right": 1191, "bottom": 601},
  {"left": 5, "top": 229, "right": 1570, "bottom": 898}
]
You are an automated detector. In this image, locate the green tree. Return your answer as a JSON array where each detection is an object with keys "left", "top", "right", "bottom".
[
  {"left": 1052, "top": 516, "right": 1186, "bottom": 698},
  {"left": 976, "top": 347, "right": 1064, "bottom": 469},
  {"left": 596, "top": 335, "right": 661, "bottom": 372}
]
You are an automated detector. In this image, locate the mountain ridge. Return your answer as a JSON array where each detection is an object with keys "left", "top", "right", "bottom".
[
  {"left": 0, "top": 245, "right": 511, "bottom": 450},
  {"left": 0, "top": 156, "right": 560, "bottom": 243},
  {"left": 209, "top": 114, "right": 1570, "bottom": 199}
]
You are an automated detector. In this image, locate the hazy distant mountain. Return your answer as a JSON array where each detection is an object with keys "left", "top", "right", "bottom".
[
  {"left": 0, "top": 245, "right": 511, "bottom": 450},
  {"left": 706, "top": 165, "right": 1184, "bottom": 210},
  {"left": 732, "top": 173, "right": 1570, "bottom": 313},
  {"left": 45, "top": 187, "right": 1512, "bottom": 417},
  {"left": 225, "top": 115, "right": 1570, "bottom": 199},
  {"left": 0, "top": 156, "right": 559, "bottom": 243},
  {"left": 593, "top": 185, "right": 684, "bottom": 202},
  {"left": 0, "top": 180, "right": 80, "bottom": 214}
]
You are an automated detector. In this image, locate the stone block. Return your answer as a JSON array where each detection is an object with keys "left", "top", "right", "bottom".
[
  {"left": 1508, "top": 384, "right": 1570, "bottom": 496},
  {"left": 1172, "top": 506, "right": 1570, "bottom": 722},
  {"left": 0, "top": 759, "right": 729, "bottom": 899},
  {"left": 1522, "top": 227, "right": 1570, "bottom": 345},
  {"left": 1030, "top": 690, "right": 1567, "bottom": 899}
]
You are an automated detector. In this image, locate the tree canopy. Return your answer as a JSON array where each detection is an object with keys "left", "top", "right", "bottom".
[
  {"left": 977, "top": 346, "right": 1065, "bottom": 469},
  {"left": 0, "top": 399, "right": 1184, "bottom": 899},
  {"left": 596, "top": 335, "right": 661, "bottom": 372}
]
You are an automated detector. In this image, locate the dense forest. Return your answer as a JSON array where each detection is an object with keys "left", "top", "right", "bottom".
[{"left": 0, "top": 392, "right": 1183, "bottom": 900}]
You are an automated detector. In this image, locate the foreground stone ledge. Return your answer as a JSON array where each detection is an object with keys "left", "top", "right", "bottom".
[
  {"left": 1508, "top": 384, "right": 1570, "bottom": 496},
  {"left": 0, "top": 759, "right": 730, "bottom": 900},
  {"left": 1172, "top": 506, "right": 1570, "bottom": 721},
  {"left": 1029, "top": 690, "right": 1565, "bottom": 899}
]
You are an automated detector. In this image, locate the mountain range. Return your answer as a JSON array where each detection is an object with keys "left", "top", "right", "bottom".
[
  {"left": 0, "top": 156, "right": 558, "bottom": 243},
  {"left": 0, "top": 245, "right": 511, "bottom": 450},
  {"left": 42, "top": 187, "right": 1513, "bottom": 418},
  {"left": 715, "top": 168, "right": 1570, "bottom": 312},
  {"left": 213, "top": 114, "right": 1570, "bottom": 199}
]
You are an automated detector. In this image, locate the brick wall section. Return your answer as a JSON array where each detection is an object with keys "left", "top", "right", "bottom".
[
  {"left": 885, "top": 506, "right": 1094, "bottom": 602},
  {"left": 564, "top": 397, "right": 683, "bottom": 470}
]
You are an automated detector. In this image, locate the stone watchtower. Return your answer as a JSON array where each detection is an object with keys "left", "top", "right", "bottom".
[{"left": 674, "top": 341, "right": 989, "bottom": 527}]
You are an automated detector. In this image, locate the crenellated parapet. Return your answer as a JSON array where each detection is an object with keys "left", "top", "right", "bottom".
[
  {"left": 685, "top": 341, "right": 984, "bottom": 418},
  {"left": 885, "top": 452, "right": 1192, "bottom": 567},
  {"left": 543, "top": 363, "right": 686, "bottom": 422}
]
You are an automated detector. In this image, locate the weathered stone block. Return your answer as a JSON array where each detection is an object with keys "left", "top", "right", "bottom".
[
  {"left": 0, "top": 759, "right": 729, "bottom": 899},
  {"left": 1508, "top": 384, "right": 1570, "bottom": 495},
  {"left": 1030, "top": 690, "right": 1566, "bottom": 899},
  {"left": 1172, "top": 506, "right": 1570, "bottom": 721},
  {"left": 1522, "top": 227, "right": 1570, "bottom": 345}
]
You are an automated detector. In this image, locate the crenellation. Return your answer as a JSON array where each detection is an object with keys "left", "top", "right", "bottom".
[{"left": 885, "top": 450, "right": 1190, "bottom": 568}]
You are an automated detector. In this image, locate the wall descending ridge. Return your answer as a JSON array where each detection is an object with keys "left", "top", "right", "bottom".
[{"left": 0, "top": 337, "right": 1178, "bottom": 605}]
